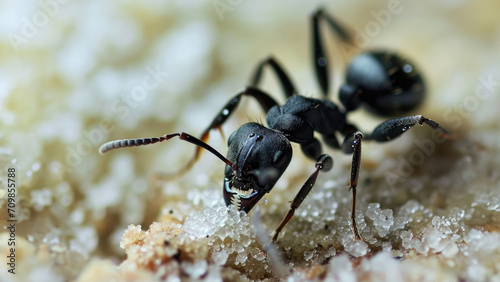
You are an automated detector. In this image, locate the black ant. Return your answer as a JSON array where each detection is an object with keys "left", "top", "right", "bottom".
[{"left": 99, "top": 9, "right": 453, "bottom": 244}]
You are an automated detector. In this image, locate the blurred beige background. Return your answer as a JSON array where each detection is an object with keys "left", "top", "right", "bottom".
[{"left": 1, "top": 0, "right": 499, "bottom": 280}]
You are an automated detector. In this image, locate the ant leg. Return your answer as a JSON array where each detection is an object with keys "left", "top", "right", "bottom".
[
  {"left": 311, "top": 8, "right": 354, "bottom": 97},
  {"left": 271, "top": 154, "right": 333, "bottom": 243},
  {"left": 199, "top": 86, "right": 279, "bottom": 144},
  {"left": 156, "top": 87, "right": 280, "bottom": 179},
  {"left": 312, "top": 9, "right": 329, "bottom": 96},
  {"left": 250, "top": 56, "right": 298, "bottom": 98},
  {"left": 368, "top": 115, "right": 455, "bottom": 142},
  {"left": 342, "top": 131, "right": 364, "bottom": 240},
  {"left": 300, "top": 138, "right": 323, "bottom": 160},
  {"left": 314, "top": 8, "right": 353, "bottom": 44},
  {"left": 322, "top": 133, "right": 341, "bottom": 149},
  {"left": 339, "top": 116, "right": 453, "bottom": 239}
]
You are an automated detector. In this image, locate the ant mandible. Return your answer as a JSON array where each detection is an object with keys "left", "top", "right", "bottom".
[{"left": 99, "top": 9, "right": 453, "bottom": 244}]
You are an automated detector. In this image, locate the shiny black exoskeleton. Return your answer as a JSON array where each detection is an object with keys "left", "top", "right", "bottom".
[
  {"left": 339, "top": 52, "right": 425, "bottom": 115},
  {"left": 223, "top": 122, "right": 293, "bottom": 212},
  {"left": 99, "top": 9, "right": 453, "bottom": 244}
]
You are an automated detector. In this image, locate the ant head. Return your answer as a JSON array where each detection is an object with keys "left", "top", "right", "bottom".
[
  {"left": 223, "top": 123, "right": 292, "bottom": 213},
  {"left": 339, "top": 51, "right": 425, "bottom": 116}
]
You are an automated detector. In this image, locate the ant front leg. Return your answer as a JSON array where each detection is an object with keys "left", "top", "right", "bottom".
[
  {"left": 342, "top": 131, "right": 364, "bottom": 241},
  {"left": 156, "top": 87, "right": 280, "bottom": 179},
  {"left": 199, "top": 87, "right": 278, "bottom": 141},
  {"left": 271, "top": 154, "right": 333, "bottom": 244},
  {"left": 250, "top": 56, "right": 298, "bottom": 99}
]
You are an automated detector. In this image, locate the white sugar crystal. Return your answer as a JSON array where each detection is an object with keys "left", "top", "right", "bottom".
[
  {"left": 398, "top": 199, "right": 422, "bottom": 216},
  {"left": 187, "top": 189, "right": 221, "bottom": 208},
  {"left": 212, "top": 250, "right": 229, "bottom": 266},
  {"left": 29, "top": 267, "right": 64, "bottom": 282},
  {"left": 234, "top": 243, "right": 244, "bottom": 253},
  {"left": 392, "top": 216, "right": 410, "bottom": 230},
  {"left": 251, "top": 248, "right": 265, "bottom": 261},
  {"left": 326, "top": 254, "right": 356, "bottom": 282},
  {"left": 183, "top": 204, "right": 229, "bottom": 238},
  {"left": 441, "top": 241, "right": 459, "bottom": 258},
  {"left": 401, "top": 230, "right": 413, "bottom": 248},
  {"left": 426, "top": 229, "right": 447, "bottom": 252},
  {"left": 240, "top": 235, "right": 252, "bottom": 247},
  {"left": 449, "top": 207, "right": 465, "bottom": 222},
  {"left": 87, "top": 177, "right": 122, "bottom": 210},
  {"left": 378, "top": 209, "right": 394, "bottom": 230},
  {"left": 56, "top": 182, "right": 74, "bottom": 207},
  {"left": 466, "top": 229, "right": 500, "bottom": 253},
  {"left": 235, "top": 252, "right": 248, "bottom": 265},
  {"left": 30, "top": 188, "right": 53, "bottom": 211},
  {"left": 466, "top": 264, "right": 487, "bottom": 282},
  {"left": 362, "top": 252, "right": 403, "bottom": 281},
  {"left": 262, "top": 197, "right": 268, "bottom": 205},
  {"left": 204, "top": 265, "right": 224, "bottom": 282},
  {"left": 366, "top": 203, "right": 381, "bottom": 219},
  {"left": 70, "top": 226, "right": 97, "bottom": 258},
  {"left": 325, "top": 246, "right": 336, "bottom": 258},
  {"left": 183, "top": 214, "right": 210, "bottom": 239},
  {"left": 70, "top": 207, "right": 85, "bottom": 225},
  {"left": 181, "top": 260, "right": 207, "bottom": 278},
  {"left": 466, "top": 229, "right": 483, "bottom": 243},
  {"left": 304, "top": 250, "right": 314, "bottom": 261},
  {"left": 354, "top": 210, "right": 367, "bottom": 232},
  {"left": 382, "top": 241, "right": 392, "bottom": 251},
  {"left": 367, "top": 203, "right": 394, "bottom": 237},
  {"left": 43, "top": 232, "right": 64, "bottom": 249},
  {"left": 342, "top": 232, "right": 368, "bottom": 257},
  {"left": 412, "top": 238, "right": 429, "bottom": 254}
]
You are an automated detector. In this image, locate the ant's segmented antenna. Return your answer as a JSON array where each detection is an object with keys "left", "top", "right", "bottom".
[
  {"left": 99, "top": 132, "right": 233, "bottom": 168},
  {"left": 99, "top": 136, "right": 166, "bottom": 154}
]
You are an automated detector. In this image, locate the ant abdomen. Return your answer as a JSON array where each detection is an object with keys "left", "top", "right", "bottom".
[{"left": 340, "top": 51, "right": 425, "bottom": 116}]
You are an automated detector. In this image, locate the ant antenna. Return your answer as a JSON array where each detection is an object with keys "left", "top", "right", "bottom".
[{"left": 99, "top": 132, "right": 233, "bottom": 172}]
